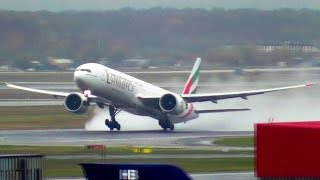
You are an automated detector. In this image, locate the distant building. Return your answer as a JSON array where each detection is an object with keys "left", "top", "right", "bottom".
[
  {"left": 257, "top": 42, "right": 320, "bottom": 53},
  {"left": 0, "top": 65, "right": 9, "bottom": 71},
  {"left": 48, "top": 57, "right": 74, "bottom": 69},
  {"left": 122, "top": 59, "right": 150, "bottom": 67}
]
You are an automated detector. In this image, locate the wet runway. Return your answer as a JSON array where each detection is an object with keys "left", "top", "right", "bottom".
[
  {"left": 0, "top": 129, "right": 255, "bottom": 179},
  {"left": 0, "top": 129, "right": 252, "bottom": 147}
]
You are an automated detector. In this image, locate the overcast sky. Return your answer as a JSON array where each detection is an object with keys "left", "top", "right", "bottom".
[{"left": 0, "top": 0, "right": 318, "bottom": 11}]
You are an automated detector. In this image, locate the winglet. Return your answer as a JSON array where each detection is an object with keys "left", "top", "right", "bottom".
[
  {"left": 182, "top": 57, "right": 201, "bottom": 95},
  {"left": 306, "top": 82, "right": 314, "bottom": 87}
]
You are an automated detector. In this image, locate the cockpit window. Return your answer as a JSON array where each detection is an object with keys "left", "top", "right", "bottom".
[{"left": 75, "top": 69, "right": 91, "bottom": 73}]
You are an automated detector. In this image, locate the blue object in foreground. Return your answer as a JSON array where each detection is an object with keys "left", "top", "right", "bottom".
[{"left": 81, "top": 163, "right": 191, "bottom": 180}]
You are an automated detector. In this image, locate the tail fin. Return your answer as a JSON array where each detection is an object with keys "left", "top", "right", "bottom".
[{"left": 182, "top": 57, "right": 201, "bottom": 94}]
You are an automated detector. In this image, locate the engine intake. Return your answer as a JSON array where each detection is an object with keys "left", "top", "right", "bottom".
[
  {"left": 64, "top": 93, "right": 89, "bottom": 114},
  {"left": 159, "top": 93, "right": 186, "bottom": 115}
]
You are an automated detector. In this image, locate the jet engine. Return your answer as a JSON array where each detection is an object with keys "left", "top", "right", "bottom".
[
  {"left": 64, "top": 93, "right": 89, "bottom": 114},
  {"left": 159, "top": 93, "right": 186, "bottom": 115}
]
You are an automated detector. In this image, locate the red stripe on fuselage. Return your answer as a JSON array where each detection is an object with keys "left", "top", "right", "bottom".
[{"left": 180, "top": 103, "right": 194, "bottom": 119}]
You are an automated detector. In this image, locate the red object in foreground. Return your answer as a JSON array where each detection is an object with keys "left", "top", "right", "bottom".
[
  {"left": 86, "top": 145, "right": 106, "bottom": 150},
  {"left": 255, "top": 121, "right": 320, "bottom": 178}
]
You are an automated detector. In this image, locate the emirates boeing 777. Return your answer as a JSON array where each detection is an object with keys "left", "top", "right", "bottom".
[{"left": 5, "top": 58, "right": 314, "bottom": 131}]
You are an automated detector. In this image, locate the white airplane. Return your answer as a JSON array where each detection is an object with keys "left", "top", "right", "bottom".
[{"left": 5, "top": 58, "right": 314, "bottom": 131}]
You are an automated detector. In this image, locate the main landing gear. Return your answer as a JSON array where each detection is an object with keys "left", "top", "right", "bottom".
[
  {"left": 105, "top": 106, "right": 121, "bottom": 131},
  {"left": 159, "top": 119, "right": 174, "bottom": 131}
]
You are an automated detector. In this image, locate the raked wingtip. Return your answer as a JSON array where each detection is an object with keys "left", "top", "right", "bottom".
[{"left": 306, "top": 82, "right": 317, "bottom": 87}]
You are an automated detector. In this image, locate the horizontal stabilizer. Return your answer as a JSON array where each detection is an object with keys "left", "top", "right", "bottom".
[{"left": 195, "top": 108, "right": 251, "bottom": 113}]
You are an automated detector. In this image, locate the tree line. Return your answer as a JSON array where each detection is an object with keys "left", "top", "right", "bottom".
[{"left": 0, "top": 8, "right": 320, "bottom": 69}]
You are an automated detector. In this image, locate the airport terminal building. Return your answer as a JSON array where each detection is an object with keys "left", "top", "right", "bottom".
[{"left": 0, "top": 154, "right": 43, "bottom": 180}]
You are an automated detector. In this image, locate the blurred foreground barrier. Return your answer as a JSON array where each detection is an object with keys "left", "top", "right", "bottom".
[{"left": 81, "top": 163, "right": 191, "bottom": 180}]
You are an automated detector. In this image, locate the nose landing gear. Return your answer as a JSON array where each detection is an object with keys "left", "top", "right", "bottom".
[{"left": 105, "top": 106, "right": 121, "bottom": 131}]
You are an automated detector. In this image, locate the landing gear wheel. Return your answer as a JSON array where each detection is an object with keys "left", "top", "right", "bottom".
[
  {"left": 159, "top": 120, "right": 174, "bottom": 131},
  {"left": 105, "top": 121, "right": 120, "bottom": 131},
  {"left": 105, "top": 119, "right": 110, "bottom": 126},
  {"left": 104, "top": 106, "right": 122, "bottom": 131},
  {"left": 159, "top": 121, "right": 165, "bottom": 131},
  {"left": 116, "top": 123, "right": 121, "bottom": 130},
  {"left": 169, "top": 123, "right": 174, "bottom": 131},
  {"left": 162, "top": 126, "right": 167, "bottom": 131},
  {"left": 105, "top": 119, "right": 113, "bottom": 130}
]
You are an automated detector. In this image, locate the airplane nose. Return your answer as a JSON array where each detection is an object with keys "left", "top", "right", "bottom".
[
  {"left": 74, "top": 69, "right": 80, "bottom": 81},
  {"left": 74, "top": 70, "right": 87, "bottom": 90}
]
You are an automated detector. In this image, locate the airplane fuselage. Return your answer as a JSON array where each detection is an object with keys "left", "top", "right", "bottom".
[{"left": 74, "top": 63, "right": 199, "bottom": 124}]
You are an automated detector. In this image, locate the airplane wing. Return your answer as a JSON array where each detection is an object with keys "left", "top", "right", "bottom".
[
  {"left": 5, "top": 83, "right": 111, "bottom": 106},
  {"left": 5, "top": 83, "right": 69, "bottom": 98},
  {"left": 181, "top": 83, "right": 314, "bottom": 103},
  {"left": 137, "top": 83, "right": 314, "bottom": 105}
]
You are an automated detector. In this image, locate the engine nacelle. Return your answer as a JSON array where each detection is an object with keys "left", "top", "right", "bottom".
[
  {"left": 159, "top": 93, "right": 186, "bottom": 115},
  {"left": 64, "top": 93, "right": 89, "bottom": 114}
]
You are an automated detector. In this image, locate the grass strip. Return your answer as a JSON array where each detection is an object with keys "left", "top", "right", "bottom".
[
  {"left": 0, "top": 106, "right": 91, "bottom": 130},
  {"left": 214, "top": 136, "right": 254, "bottom": 147},
  {"left": 0, "top": 145, "right": 252, "bottom": 156}
]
